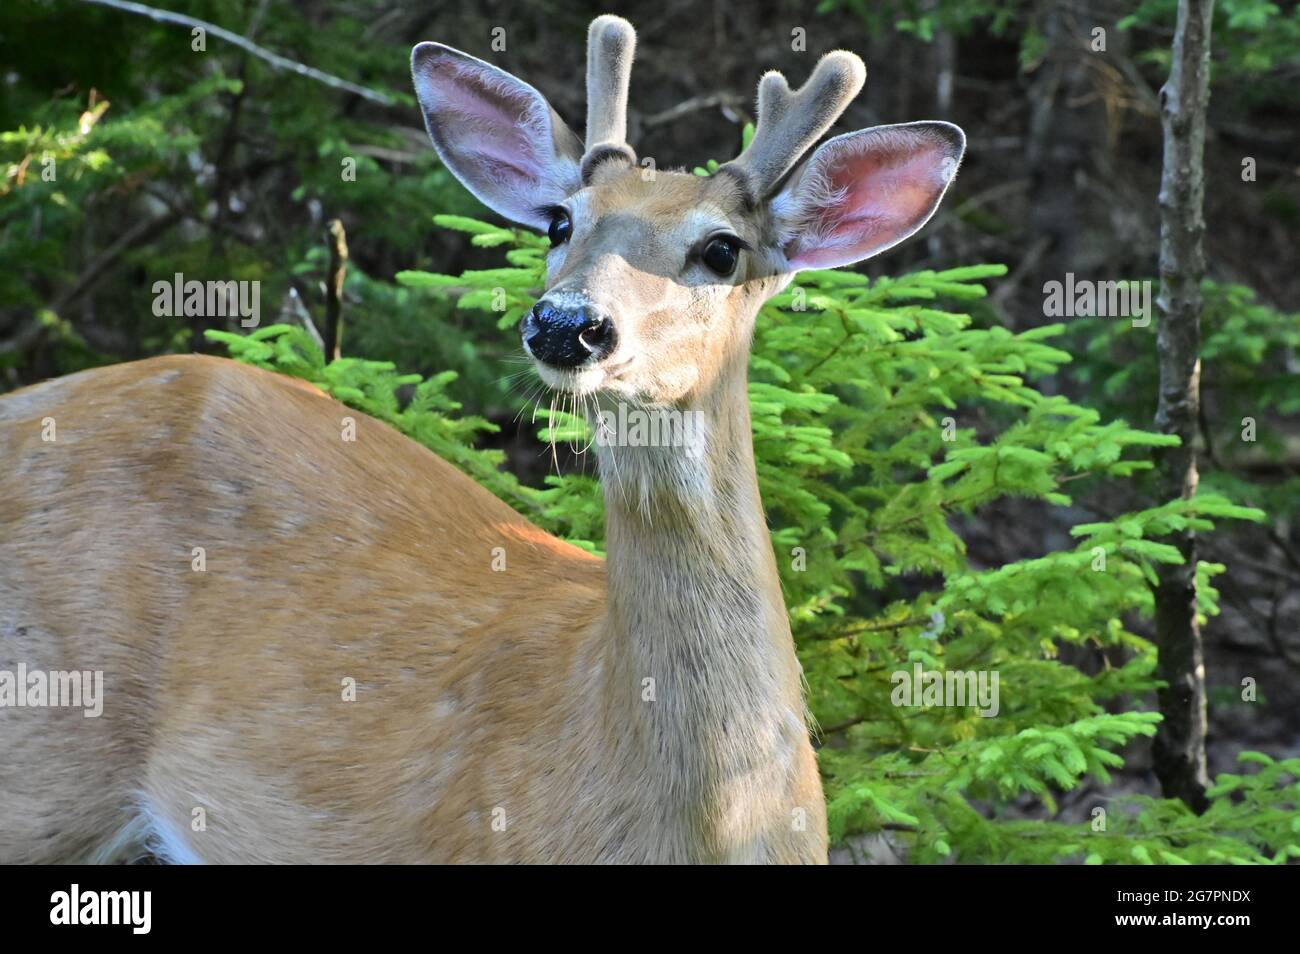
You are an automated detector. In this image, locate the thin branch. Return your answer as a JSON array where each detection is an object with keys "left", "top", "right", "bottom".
[
  {"left": 323, "top": 219, "right": 348, "bottom": 362},
  {"left": 78, "top": 0, "right": 397, "bottom": 105},
  {"left": 1, "top": 208, "right": 183, "bottom": 358},
  {"left": 56, "top": 210, "right": 182, "bottom": 311},
  {"left": 642, "top": 92, "right": 746, "bottom": 128},
  {"left": 278, "top": 286, "right": 325, "bottom": 351},
  {"left": 0, "top": 314, "right": 50, "bottom": 356}
]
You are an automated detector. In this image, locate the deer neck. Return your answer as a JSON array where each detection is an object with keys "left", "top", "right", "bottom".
[{"left": 589, "top": 355, "right": 811, "bottom": 859}]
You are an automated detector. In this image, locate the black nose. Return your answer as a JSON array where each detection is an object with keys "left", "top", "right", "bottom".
[{"left": 522, "top": 301, "right": 617, "bottom": 368}]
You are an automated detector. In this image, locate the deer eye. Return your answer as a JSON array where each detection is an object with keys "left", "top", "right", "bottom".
[
  {"left": 547, "top": 209, "right": 572, "bottom": 246},
  {"left": 702, "top": 236, "right": 740, "bottom": 276}
]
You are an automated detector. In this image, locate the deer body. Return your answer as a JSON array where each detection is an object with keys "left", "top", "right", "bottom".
[
  {"left": 0, "top": 354, "right": 817, "bottom": 862},
  {"left": 0, "top": 16, "right": 963, "bottom": 864}
]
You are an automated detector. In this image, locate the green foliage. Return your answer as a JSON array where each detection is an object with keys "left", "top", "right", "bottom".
[
  {"left": 817, "top": 0, "right": 1300, "bottom": 110},
  {"left": 1069, "top": 281, "right": 1300, "bottom": 528},
  {"left": 1121, "top": 0, "right": 1300, "bottom": 96},
  {"left": 1, "top": 1, "right": 488, "bottom": 389},
  {"left": 813, "top": 0, "right": 1025, "bottom": 42},
  {"left": 1, "top": 76, "right": 235, "bottom": 368},
  {"left": 213, "top": 209, "right": 1293, "bottom": 864}
]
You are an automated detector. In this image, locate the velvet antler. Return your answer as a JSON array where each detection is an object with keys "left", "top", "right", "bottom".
[
  {"left": 582, "top": 15, "right": 637, "bottom": 176},
  {"left": 719, "top": 51, "right": 866, "bottom": 198}
]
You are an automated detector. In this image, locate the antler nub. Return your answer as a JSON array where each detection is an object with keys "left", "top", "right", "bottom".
[
  {"left": 583, "top": 15, "right": 637, "bottom": 172},
  {"left": 721, "top": 50, "right": 867, "bottom": 199}
]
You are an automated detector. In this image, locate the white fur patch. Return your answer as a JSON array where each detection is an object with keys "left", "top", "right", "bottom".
[
  {"left": 79, "top": 797, "right": 203, "bottom": 864},
  {"left": 140, "top": 801, "right": 205, "bottom": 865}
]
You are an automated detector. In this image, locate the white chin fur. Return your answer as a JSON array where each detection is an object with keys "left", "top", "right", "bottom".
[{"left": 535, "top": 362, "right": 608, "bottom": 396}]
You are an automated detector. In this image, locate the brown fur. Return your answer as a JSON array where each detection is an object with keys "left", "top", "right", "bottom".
[{"left": 0, "top": 354, "right": 826, "bottom": 863}]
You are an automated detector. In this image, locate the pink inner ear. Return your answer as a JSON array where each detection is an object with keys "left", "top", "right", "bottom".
[
  {"left": 412, "top": 43, "right": 581, "bottom": 228},
  {"left": 782, "top": 127, "right": 958, "bottom": 271},
  {"left": 424, "top": 60, "right": 553, "bottom": 182}
]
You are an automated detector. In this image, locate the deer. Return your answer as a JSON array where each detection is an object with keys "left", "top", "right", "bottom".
[{"left": 0, "top": 16, "right": 963, "bottom": 864}]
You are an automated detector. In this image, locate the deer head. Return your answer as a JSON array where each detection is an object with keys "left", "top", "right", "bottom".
[{"left": 411, "top": 16, "right": 964, "bottom": 408}]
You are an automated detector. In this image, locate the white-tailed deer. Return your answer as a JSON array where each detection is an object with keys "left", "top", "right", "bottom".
[{"left": 0, "top": 16, "right": 962, "bottom": 864}]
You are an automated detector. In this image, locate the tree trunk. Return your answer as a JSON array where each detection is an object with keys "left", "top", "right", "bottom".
[{"left": 1153, "top": 0, "right": 1215, "bottom": 813}]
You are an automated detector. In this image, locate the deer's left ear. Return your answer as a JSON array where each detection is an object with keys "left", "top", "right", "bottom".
[
  {"left": 411, "top": 42, "right": 584, "bottom": 230},
  {"left": 771, "top": 121, "right": 965, "bottom": 272}
]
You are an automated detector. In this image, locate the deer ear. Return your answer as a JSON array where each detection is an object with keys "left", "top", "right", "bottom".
[
  {"left": 771, "top": 121, "right": 965, "bottom": 272},
  {"left": 411, "top": 43, "right": 584, "bottom": 230}
]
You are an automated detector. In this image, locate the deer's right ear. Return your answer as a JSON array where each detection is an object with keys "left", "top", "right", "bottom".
[{"left": 411, "top": 43, "right": 584, "bottom": 230}]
